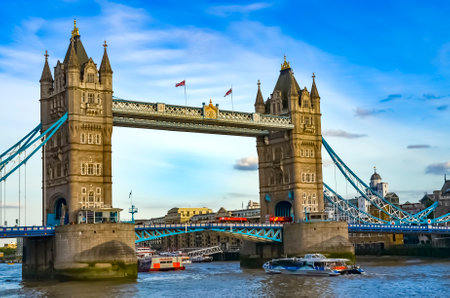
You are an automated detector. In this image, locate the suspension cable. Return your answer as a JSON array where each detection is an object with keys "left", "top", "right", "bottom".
[
  {"left": 24, "top": 151, "right": 27, "bottom": 226},
  {"left": 0, "top": 158, "right": 2, "bottom": 226},
  {"left": 19, "top": 152, "right": 21, "bottom": 226}
]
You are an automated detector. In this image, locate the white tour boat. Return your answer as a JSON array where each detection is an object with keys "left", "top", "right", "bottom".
[{"left": 263, "top": 253, "right": 364, "bottom": 276}]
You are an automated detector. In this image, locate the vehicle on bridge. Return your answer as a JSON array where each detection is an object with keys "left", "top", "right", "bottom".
[
  {"left": 269, "top": 216, "right": 293, "bottom": 223},
  {"left": 217, "top": 217, "right": 248, "bottom": 223}
]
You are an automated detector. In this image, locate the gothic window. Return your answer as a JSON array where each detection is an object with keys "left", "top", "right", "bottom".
[
  {"left": 88, "top": 191, "right": 94, "bottom": 202},
  {"left": 95, "top": 163, "right": 102, "bottom": 176},
  {"left": 301, "top": 149, "right": 304, "bottom": 157},
  {"left": 87, "top": 164, "right": 94, "bottom": 175},
  {"left": 80, "top": 133, "right": 86, "bottom": 144},
  {"left": 95, "top": 134, "right": 101, "bottom": 145},
  {"left": 302, "top": 173, "right": 305, "bottom": 182},
  {"left": 81, "top": 163, "right": 86, "bottom": 175},
  {"left": 82, "top": 93, "right": 86, "bottom": 103},
  {"left": 49, "top": 168, "right": 53, "bottom": 180},
  {"left": 312, "top": 173, "right": 315, "bottom": 182},
  {"left": 81, "top": 187, "right": 87, "bottom": 195},
  {"left": 88, "top": 133, "right": 93, "bottom": 144},
  {"left": 87, "top": 73, "right": 94, "bottom": 83},
  {"left": 310, "top": 149, "right": 314, "bottom": 157},
  {"left": 306, "top": 149, "right": 309, "bottom": 157},
  {"left": 306, "top": 173, "right": 310, "bottom": 182},
  {"left": 88, "top": 93, "right": 94, "bottom": 104},
  {"left": 303, "top": 192, "right": 306, "bottom": 204}
]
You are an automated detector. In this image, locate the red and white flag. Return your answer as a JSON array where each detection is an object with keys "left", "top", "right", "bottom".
[
  {"left": 175, "top": 80, "right": 186, "bottom": 87},
  {"left": 224, "top": 88, "right": 232, "bottom": 97}
]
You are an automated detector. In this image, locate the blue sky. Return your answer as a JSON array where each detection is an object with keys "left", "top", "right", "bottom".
[{"left": 0, "top": 0, "right": 449, "bottom": 226}]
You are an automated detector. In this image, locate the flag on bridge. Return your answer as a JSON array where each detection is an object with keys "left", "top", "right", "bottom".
[
  {"left": 175, "top": 80, "right": 186, "bottom": 87},
  {"left": 224, "top": 88, "right": 232, "bottom": 97},
  {"left": 175, "top": 80, "right": 188, "bottom": 105}
]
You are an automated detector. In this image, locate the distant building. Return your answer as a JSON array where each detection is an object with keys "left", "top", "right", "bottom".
[
  {"left": 422, "top": 175, "right": 450, "bottom": 218},
  {"left": 246, "top": 200, "right": 260, "bottom": 209},
  {"left": 164, "top": 207, "right": 213, "bottom": 224},
  {"left": 4, "top": 242, "right": 17, "bottom": 249},
  {"left": 350, "top": 168, "right": 399, "bottom": 217},
  {"left": 399, "top": 201, "right": 423, "bottom": 215}
]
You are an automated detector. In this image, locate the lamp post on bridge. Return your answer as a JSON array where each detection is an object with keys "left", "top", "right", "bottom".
[{"left": 128, "top": 190, "right": 138, "bottom": 223}]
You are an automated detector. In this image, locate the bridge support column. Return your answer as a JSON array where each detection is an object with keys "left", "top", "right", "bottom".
[
  {"left": 22, "top": 223, "right": 137, "bottom": 281},
  {"left": 22, "top": 236, "right": 55, "bottom": 280},
  {"left": 240, "top": 222, "right": 354, "bottom": 268}
]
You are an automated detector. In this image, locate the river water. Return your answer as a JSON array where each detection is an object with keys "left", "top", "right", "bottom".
[{"left": 1, "top": 257, "right": 449, "bottom": 297}]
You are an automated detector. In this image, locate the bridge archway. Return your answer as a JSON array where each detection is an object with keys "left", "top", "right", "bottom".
[
  {"left": 54, "top": 198, "right": 68, "bottom": 224},
  {"left": 275, "top": 201, "right": 292, "bottom": 217}
]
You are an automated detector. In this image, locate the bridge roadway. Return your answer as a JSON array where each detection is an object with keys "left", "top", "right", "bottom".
[
  {"left": 2, "top": 223, "right": 450, "bottom": 241},
  {"left": 112, "top": 98, "right": 294, "bottom": 137}
]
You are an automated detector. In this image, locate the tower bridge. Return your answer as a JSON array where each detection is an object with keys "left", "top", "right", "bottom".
[{"left": 1, "top": 21, "right": 449, "bottom": 280}]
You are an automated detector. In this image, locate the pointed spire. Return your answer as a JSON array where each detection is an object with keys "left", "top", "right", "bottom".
[
  {"left": 287, "top": 74, "right": 299, "bottom": 98},
  {"left": 255, "top": 80, "right": 265, "bottom": 113},
  {"left": 100, "top": 40, "right": 113, "bottom": 74},
  {"left": 67, "top": 37, "right": 80, "bottom": 69},
  {"left": 311, "top": 72, "right": 320, "bottom": 99},
  {"left": 281, "top": 55, "right": 291, "bottom": 70},
  {"left": 72, "top": 19, "right": 80, "bottom": 38},
  {"left": 40, "top": 50, "right": 53, "bottom": 82}
]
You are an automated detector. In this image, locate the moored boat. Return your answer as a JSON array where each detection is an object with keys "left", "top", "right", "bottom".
[{"left": 138, "top": 256, "right": 185, "bottom": 272}]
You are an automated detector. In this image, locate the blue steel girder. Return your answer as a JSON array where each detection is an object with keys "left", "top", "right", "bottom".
[
  {"left": 322, "top": 137, "right": 430, "bottom": 224},
  {"left": 135, "top": 224, "right": 283, "bottom": 243},
  {"left": 0, "top": 112, "right": 68, "bottom": 183},
  {"left": 323, "top": 183, "right": 389, "bottom": 225}
]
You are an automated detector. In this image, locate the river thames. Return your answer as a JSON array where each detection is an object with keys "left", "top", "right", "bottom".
[{"left": 1, "top": 257, "right": 449, "bottom": 297}]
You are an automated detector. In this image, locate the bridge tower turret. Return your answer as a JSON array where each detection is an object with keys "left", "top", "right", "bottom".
[
  {"left": 40, "top": 51, "right": 53, "bottom": 99},
  {"left": 40, "top": 21, "right": 115, "bottom": 225},
  {"left": 256, "top": 57, "right": 324, "bottom": 222}
]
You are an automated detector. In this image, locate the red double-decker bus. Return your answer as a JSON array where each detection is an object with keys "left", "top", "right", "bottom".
[
  {"left": 269, "top": 216, "right": 292, "bottom": 223},
  {"left": 217, "top": 217, "right": 248, "bottom": 223}
]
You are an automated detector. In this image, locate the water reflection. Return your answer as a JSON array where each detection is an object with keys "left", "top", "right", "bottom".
[{"left": 0, "top": 257, "right": 448, "bottom": 297}]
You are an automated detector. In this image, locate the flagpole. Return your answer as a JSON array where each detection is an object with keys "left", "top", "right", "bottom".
[
  {"left": 231, "top": 85, "right": 234, "bottom": 111},
  {"left": 184, "top": 79, "right": 187, "bottom": 106}
]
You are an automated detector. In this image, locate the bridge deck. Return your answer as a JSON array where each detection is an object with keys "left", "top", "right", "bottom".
[
  {"left": 2, "top": 223, "right": 449, "bottom": 239},
  {"left": 112, "top": 98, "right": 294, "bottom": 137}
]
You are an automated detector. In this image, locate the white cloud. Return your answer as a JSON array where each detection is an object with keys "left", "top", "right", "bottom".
[
  {"left": 207, "top": 3, "right": 271, "bottom": 17},
  {"left": 234, "top": 156, "right": 258, "bottom": 171}
]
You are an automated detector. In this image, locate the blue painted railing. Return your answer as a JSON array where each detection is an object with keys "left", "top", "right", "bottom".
[
  {"left": 348, "top": 223, "right": 450, "bottom": 234},
  {"left": 0, "top": 226, "right": 55, "bottom": 238}
]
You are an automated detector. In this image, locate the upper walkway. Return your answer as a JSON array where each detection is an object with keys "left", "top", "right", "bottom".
[{"left": 112, "top": 98, "right": 294, "bottom": 137}]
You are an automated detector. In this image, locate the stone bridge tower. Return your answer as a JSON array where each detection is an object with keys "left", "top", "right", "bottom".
[
  {"left": 39, "top": 21, "right": 114, "bottom": 225},
  {"left": 255, "top": 57, "right": 324, "bottom": 222}
]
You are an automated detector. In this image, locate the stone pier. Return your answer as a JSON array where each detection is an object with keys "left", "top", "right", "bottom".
[
  {"left": 240, "top": 221, "right": 354, "bottom": 268},
  {"left": 23, "top": 223, "right": 137, "bottom": 281}
]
